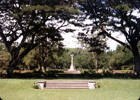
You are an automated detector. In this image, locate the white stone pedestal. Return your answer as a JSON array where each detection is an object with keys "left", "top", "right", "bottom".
[
  {"left": 37, "top": 82, "right": 45, "bottom": 89},
  {"left": 88, "top": 81, "right": 95, "bottom": 89}
]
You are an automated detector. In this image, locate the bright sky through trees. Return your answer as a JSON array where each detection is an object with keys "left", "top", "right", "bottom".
[
  {"left": 62, "top": 32, "right": 124, "bottom": 50},
  {"left": 62, "top": 9, "right": 140, "bottom": 50}
]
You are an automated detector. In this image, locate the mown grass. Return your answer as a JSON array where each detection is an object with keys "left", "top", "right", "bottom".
[{"left": 0, "top": 79, "right": 140, "bottom": 100}]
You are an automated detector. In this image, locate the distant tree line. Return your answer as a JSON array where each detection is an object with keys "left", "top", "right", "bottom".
[{"left": 0, "top": 42, "right": 138, "bottom": 74}]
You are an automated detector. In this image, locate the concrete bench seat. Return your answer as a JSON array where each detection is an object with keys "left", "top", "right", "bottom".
[{"left": 35, "top": 81, "right": 96, "bottom": 89}]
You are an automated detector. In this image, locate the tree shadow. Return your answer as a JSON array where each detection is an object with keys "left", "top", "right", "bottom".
[
  {"left": 0, "top": 97, "right": 3, "bottom": 100},
  {"left": 138, "top": 97, "right": 140, "bottom": 100},
  {"left": 0, "top": 70, "right": 140, "bottom": 79}
]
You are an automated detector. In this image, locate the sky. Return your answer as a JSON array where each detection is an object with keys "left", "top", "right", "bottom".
[
  {"left": 62, "top": 32, "right": 82, "bottom": 48},
  {"left": 62, "top": 31, "right": 125, "bottom": 50},
  {"left": 61, "top": 21, "right": 125, "bottom": 51}
]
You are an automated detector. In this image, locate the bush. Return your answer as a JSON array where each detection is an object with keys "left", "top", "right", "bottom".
[
  {"left": 33, "top": 83, "right": 39, "bottom": 89},
  {"left": 47, "top": 69, "right": 64, "bottom": 77}
]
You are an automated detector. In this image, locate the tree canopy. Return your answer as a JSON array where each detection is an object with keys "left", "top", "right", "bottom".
[
  {"left": 77, "top": 0, "right": 140, "bottom": 75},
  {"left": 0, "top": 0, "right": 78, "bottom": 75}
]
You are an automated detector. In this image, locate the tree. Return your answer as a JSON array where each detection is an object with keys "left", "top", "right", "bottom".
[
  {"left": 0, "top": 0, "right": 77, "bottom": 75},
  {"left": 74, "top": 50, "right": 93, "bottom": 69},
  {"left": 77, "top": 32, "right": 108, "bottom": 72},
  {"left": 107, "top": 45, "right": 133, "bottom": 70},
  {"left": 23, "top": 38, "right": 64, "bottom": 73},
  {"left": 56, "top": 48, "right": 71, "bottom": 69},
  {"left": 0, "top": 43, "right": 10, "bottom": 70},
  {"left": 78, "top": 0, "right": 140, "bottom": 75}
]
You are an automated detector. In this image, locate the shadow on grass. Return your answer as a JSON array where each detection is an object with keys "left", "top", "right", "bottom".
[
  {"left": 138, "top": 97, "right": 140, "bottom": 100},
  {"left": 0, "top": 70, "right": 140, "bottom": 79}
]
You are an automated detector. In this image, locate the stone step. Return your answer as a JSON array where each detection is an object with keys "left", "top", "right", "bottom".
[
  {"left": 46, "top": 82, "right": 88, "bottom": 83},
  {"left": 36, "top": 81, "right": 96, "bottom": 89},
  {"left": 46, "top": 85, "right": 88, "bottom": 87},
  {"left": 46, "top": 86, "right": 88, "bottom": 89}
]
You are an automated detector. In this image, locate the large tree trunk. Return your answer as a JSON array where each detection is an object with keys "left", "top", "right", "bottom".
[
  {"left": 132, "top": 46, "right": 140, "bottom": 75},
  {"left": 134, "top": 55, "right": 140, "bottom": 75},
  {"left": 7, "top": 57, "right": 21, "bottom": 77},
  {"left": 6, "top": 45, "right": 38, "bottom": 77}
]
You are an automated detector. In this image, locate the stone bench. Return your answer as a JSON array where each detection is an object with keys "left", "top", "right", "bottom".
[{"left": 35, "top": 81, "right": 96, "bottom": 89}]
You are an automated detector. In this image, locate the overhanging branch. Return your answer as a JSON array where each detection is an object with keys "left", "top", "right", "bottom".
[{"left": 100, "top": 28, "right": 131, "bottom": 50}]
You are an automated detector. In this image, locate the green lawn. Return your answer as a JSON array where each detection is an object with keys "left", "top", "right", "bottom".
[{"left": 0, "top": 79, "right": 140, "bottom": 100}]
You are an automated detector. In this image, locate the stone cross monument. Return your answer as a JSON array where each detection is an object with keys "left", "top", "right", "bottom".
[
  {"left": 64, "top": 53, "right": 80, "bottom": 74},
  {"left": 68, "top": 54, "right": 75, "bottom": 71}
]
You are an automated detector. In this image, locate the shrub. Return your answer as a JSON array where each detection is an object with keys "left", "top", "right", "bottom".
[{"left": 33, "top": 83, "right": 39, "bottom": 89}]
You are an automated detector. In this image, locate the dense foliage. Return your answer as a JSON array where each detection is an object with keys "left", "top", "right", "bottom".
[
  {"left": 0, "top": 41, "right": 137, "bottom": 77},
  {"left": 20, "top": 47, "right": 135, "bottom": 71},
  {"left": 0, "top": 0, "right": 78, "bottom": 75},
  {"left": 77, "top": 0, "right": 140, "bottom": 74}
]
